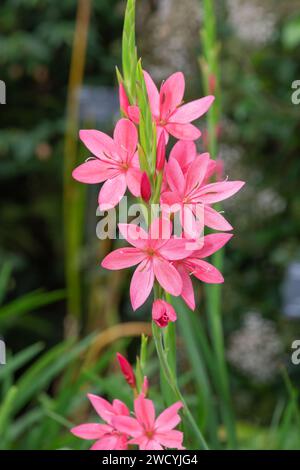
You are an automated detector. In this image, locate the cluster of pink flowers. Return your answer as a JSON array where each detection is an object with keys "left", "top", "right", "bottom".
[
  {"left": 71, "top": 353, "right": 184, "bottom": 450},
  {"left": 73, "top": 70, "right": 244, "bottom": 323}
]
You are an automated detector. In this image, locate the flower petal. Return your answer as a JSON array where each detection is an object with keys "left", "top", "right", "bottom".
[
  {"left": 71, "top": 423, "right": 111, "bottom": 440},
  {"left": 98, "top": 173, "right": 127, "bottom": 210},
  {"left": 169, "top": 140, "right": 197, "bottom": 174},
  {"left": 154, "top": 430, "right": 184, "bottom": 449},
  {"left": 204, "top": 205, "right": 233, "bottom": 231},
  {"left": 153, "top": 258, "right": 182, "bottom": 296},
  {"left": 130, "top": 259, "right": 154, "bottom": 310},
  {"left": 194, "top": 233, "right": 233, "bottom": 259},
  {"left": 185, "top": 154, "right": 210, "bottom": 193},
  {"left": 126, "top": 167, "right": 142, "bottom": 197},
  {"left": 87, "top": 394, "right": 114, "bottom": 424},
  {"left": 155, "top": 402, "right": 183, "bottom": 432},
  {"left": 118, "top": 223, "right": 148, "bottom": 249},
  {"left": 113, "top": 118, "right": 138, "bottom": 162},
  {"left": 159, "top": 238, "right": 191, "bottom": 260},
  {"left": 166, "top": 158, "right": 185, "bottom": 194},
  {"left": 134, "top": 394, "right": 156, "bottom": 431},
  {"left": 160, "top": 72, "right": 185, "bottom": 120},
  {"left": 112, "top": 399, "right": 130, "bottom": 416},
  {"left": 101, "top": 247, "right": 144, "bottom": 270},
  {"left": 72, "top": 160, "right": 117, "bottom": 184},
  {"left": 144, "top": 70, "right": 160, "bottom": 117},
  {"left": 170, "top": 96, "right": 214, "bottom": 123},
  {"left": 165, "top": 122, "right": 201, "bottom": 141},
  {"left": 191, "top": 259, "right": 224, "bottom": 283},
  {"left": 177, "top": 264, "right": 195, "bottom": 310},
  {"left": 79, "top": 129, "right": 116, "bottom": 159},
  {"left": 112, "top": 416, "right": 143, "bottom": 438},
  {"left": 197, "top": 181, "right": 245, "bottom": 204},
  {"left": 90, "top": 435, "right": 125, "bottom": 450}
]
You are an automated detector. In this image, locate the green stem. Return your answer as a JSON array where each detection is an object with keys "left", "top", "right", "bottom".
[
  {"left": 152, "top": 321, "right": 209, "bottom": 450},
  {"left": 200, "top": 0, "right": 237, "bottom": 448}
]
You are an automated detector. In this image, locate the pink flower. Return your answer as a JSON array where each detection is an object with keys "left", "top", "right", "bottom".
[
  {"left": 72, "top": 118, "right": 142, "bottom": 210},
  {"left": 161, "top": 152, "right": 245, "bottom": 233},
  {"left": 112, "top": 394, "right": 184, "bottom": 450},
  {"left": 71, "top": 394, "right": 130, "bottom": 450},
  {"left": 117, "top": 352, "right": 136, "bottom": 388},
  {"left": 175, "top": 233, "right": 233, "bottom": 310},
  {"left": 142, "top": 71, "right": 214, "bottom": 141},
  {"left": 152, "top": 299, "right": 177, "bottom": 328},
  {"left": 101, "top": 219, "right": 190, "bottom": 310}
]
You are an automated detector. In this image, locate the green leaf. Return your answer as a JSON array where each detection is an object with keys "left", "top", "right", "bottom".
[{"left": 122, "top": 0, "right": 138, "bottom": 103}]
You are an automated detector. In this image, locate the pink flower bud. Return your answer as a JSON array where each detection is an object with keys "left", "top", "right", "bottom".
[
  {"left": 119, "top": 82, "right": 130, "bottom": 116},
  {"left": 156, "top": 133, "right": 166, "bottom": 171},
  {"left": 141, "top": 172, "right": 151, "bottom": 203},
  {"left": 152, "top": 299, "right": 177, "bottom": 328},
  {"left": 142, "top": 376, "right": 149, "bottom": 396},
  {"left": 116, "top": 352, "right": 136, "bottom": 388}
]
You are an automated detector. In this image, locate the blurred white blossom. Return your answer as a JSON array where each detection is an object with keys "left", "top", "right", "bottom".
[
  {"left": 227, "top": 312, "right": 283, "bottom": 383},
  {"left": 227, "top": 0, "right": 276, "bottom": 46}
]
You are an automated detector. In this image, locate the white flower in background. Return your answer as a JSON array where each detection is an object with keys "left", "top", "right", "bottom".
[
  {"left": 227, "top": 312, "right": 283, "bottom": 383},
  {"left": 227, "top": 0, "right": 276, "bottom": 46}
]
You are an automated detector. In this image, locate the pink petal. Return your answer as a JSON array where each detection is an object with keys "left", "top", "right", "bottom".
[
  {"left": 155, "top": 402, "right": 183, "bottom": 432},
  {"left": 79, "top": 129, "right": 116, "bottom": 159},
  {"left": 87, "top": 394, "right": 114, "bottom": 424},
  {"left": 149, "top": 217, "right": 172, "bottom": 248},
  {"left": 101, "top": 247, "right": 144, "bottom": 270},
  {"left": 159, "top": 238, "right": 191, "bottom": 260},
  {"left": 166, "top": 158, "right": 185, "bottom": 194},
  {"left": 170, "top": 96, "right": 214, "bottom": 123},
  {"left": 204, "top": 205, "right": 233, "bottom": 231},
  {"left": 185, "top": 154, "right": 210, "bottom": 192},
  {"left": 160, "top": 191, "right": 182, "bottom": 209},
  {"left": 144, "top": 440, "right": 163, "bottom": 450},
  {"left": 165, "top": 122, "right": 201, "bottom": 141},
  {"left": 90, "top": 435, "right": 124, "bottom": 451},
  {"left": 127, "top": 105, "right": 140, "bottom": 124},
  {"left": 113, "top": 118, "right": 138, "bottom": 162},
  {"left": 194, "top": 233, "right": 233, "bottom": 259},
  {"left": 191, "top": 259, "right": 224, "bottom": 283},
  {"left": 143, "top": 70, "right": 160, "bottom": 117},
  {"left": 112, "top": 416, "right": 143, "bottom": 438},
  {"left": 154, "top": 430, "right": 184, "bottom": 449},
  {"left": 130, "top": 259, "right": 154, "bottom": 310},
  {"left": 134, "top": 395, "right": 156, "bottom": 431},
  {"left": 112, "top": 399, "right": 130, "bottom": 416},
  {"left": 72, "top": 160, "right": 118, "bottom": 184},
  {"left": 126, "top": 167, "right": 142, "bottom": 196},
  {"left": 177, "top": 264, "right": 195, "bottom": 310},
  {"left": 169, "top": 140, "right": 197, "bottom": 174},
  {"left": 153, "top": 258, "right": 182, "bottom": 296},
  {"left": 71, "top": 423, "right": 111, "bottom": 440},
  {"left": 98, "top": 173, "right": 127, "bottom": 210},
  {"left": 197, "top": 180, "right": 245, "bottom": 204},
  {"left": 118, "top": 223, "right": 148, "bottom": 249},
  {"left": 160, "top": 72, "right": 185, "bottom": 120}
]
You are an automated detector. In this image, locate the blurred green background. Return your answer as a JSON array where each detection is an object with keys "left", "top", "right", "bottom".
[{"left": 0, "top": 0, "right": 300, "bottom": 450}]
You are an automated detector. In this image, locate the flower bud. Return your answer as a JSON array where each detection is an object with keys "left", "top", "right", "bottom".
[
  {"left": 116, "top": 352, "right": 136, "bottom": 388},
  {"left": 152, "top": 299, "right": 177, "bottom": 328},
  {"left": 156, "top": 133, "right": 166, "bottom": 171},
  {"left": 141, "top": 171, "right": 151, "bottom": 203}
]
